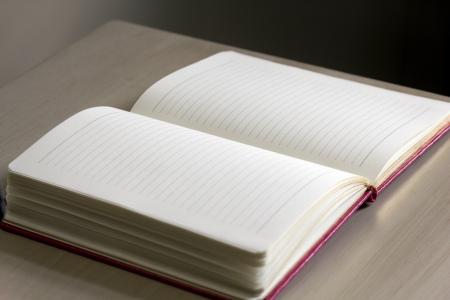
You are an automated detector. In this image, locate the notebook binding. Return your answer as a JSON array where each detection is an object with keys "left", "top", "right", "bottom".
[{"left": 366, "top": 185, "right": 378, "bottom": 203}]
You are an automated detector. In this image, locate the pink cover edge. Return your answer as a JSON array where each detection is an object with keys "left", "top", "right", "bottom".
[
  {"left": 1, "top": 123, "right": 448, "bottom": 300},
  {"left": 265, "top": 122, "right": 450, "bottom": 300}
]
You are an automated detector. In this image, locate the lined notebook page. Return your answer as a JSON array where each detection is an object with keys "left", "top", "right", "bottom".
[
  {"left": 132, "top": 51, "right": 450, "bottom": 180},
  {"left": 9, "top": 107, "right": 361, "bottom": 253}
]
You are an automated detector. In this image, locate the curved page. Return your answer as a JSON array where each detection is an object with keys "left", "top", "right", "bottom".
[
  {"left": 8, "top": 107, "right": 362, "bottom": 254},
  {"left": 132, "top": 51, "right": 450, "bottom": 181}
]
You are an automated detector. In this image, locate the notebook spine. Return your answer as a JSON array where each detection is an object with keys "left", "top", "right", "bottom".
[
  {"left": 367, "top": 185, "right": 378, "bottom": 203},
  {"left": 358, "top": 185, "right": 378, "bottom": 209}
]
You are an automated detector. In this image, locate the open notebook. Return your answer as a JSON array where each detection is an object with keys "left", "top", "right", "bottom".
[{"left": 1, "top": 51, "right": 449, "bottom": 299}]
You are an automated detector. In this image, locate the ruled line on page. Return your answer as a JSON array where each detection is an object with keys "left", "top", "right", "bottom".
[
  {"left": 174, "top": 62, "right": 289, "bottom": 125},
  {"left": 315, "top": 96, "right": 404, "bottom": 158},
  {"left": 205, "top": 156, "right": 307, "bottom": 222},
  {"left": 158, "top": 62, "right": 245, "bottom": 117},
  {"left": 49, "top": 113, "right": 135, "bottom": 170},
  {"left": 225, "top": 167, "right": 320, "bottom": 227},
  {"left": 69, "top": 117, "right": 146, "bottom": 175},
  {"left": 253, "top": 171, "right": 331, "bottom": 233},
  {"left": 357, "top": 107, "right": 430, "bottom": 166},
  {"left": 169, "top": 63, "right": 265, "bottom": 121},
  {"left": 152, "top": 60, "right": 233, "bottom": 113},
  {"left": 48, "top": 113, "right": 128, "bottom": 168},
  {"left": 332, "top": 101, "right": 419, "bottom": 162},
  {"left": 39, "top": 112, "right": 120, "bottom": 164}
]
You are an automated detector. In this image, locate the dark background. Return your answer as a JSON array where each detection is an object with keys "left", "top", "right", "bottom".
[
  {"left": 1, "top": 0, "right": 449, "bottom": 95},
  {"left": 145, "top": 0, "right": 450, "bottom": 96}
]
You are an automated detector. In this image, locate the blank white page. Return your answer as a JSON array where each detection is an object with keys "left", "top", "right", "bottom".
[
  {"left": 132, "top": 51, "right": 450, "bottom": 181},
  {"left": 9, "top": 107, "right": 360, "bottom": 253}
]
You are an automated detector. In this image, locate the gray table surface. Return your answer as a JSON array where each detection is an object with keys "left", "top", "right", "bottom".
[{"left": 0, "top": 21, "right": 449, "bottom": 300}]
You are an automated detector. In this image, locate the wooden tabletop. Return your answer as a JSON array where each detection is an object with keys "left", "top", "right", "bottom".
[{"left": 0, "top": 21, "right": 449, "bottom": 300}]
